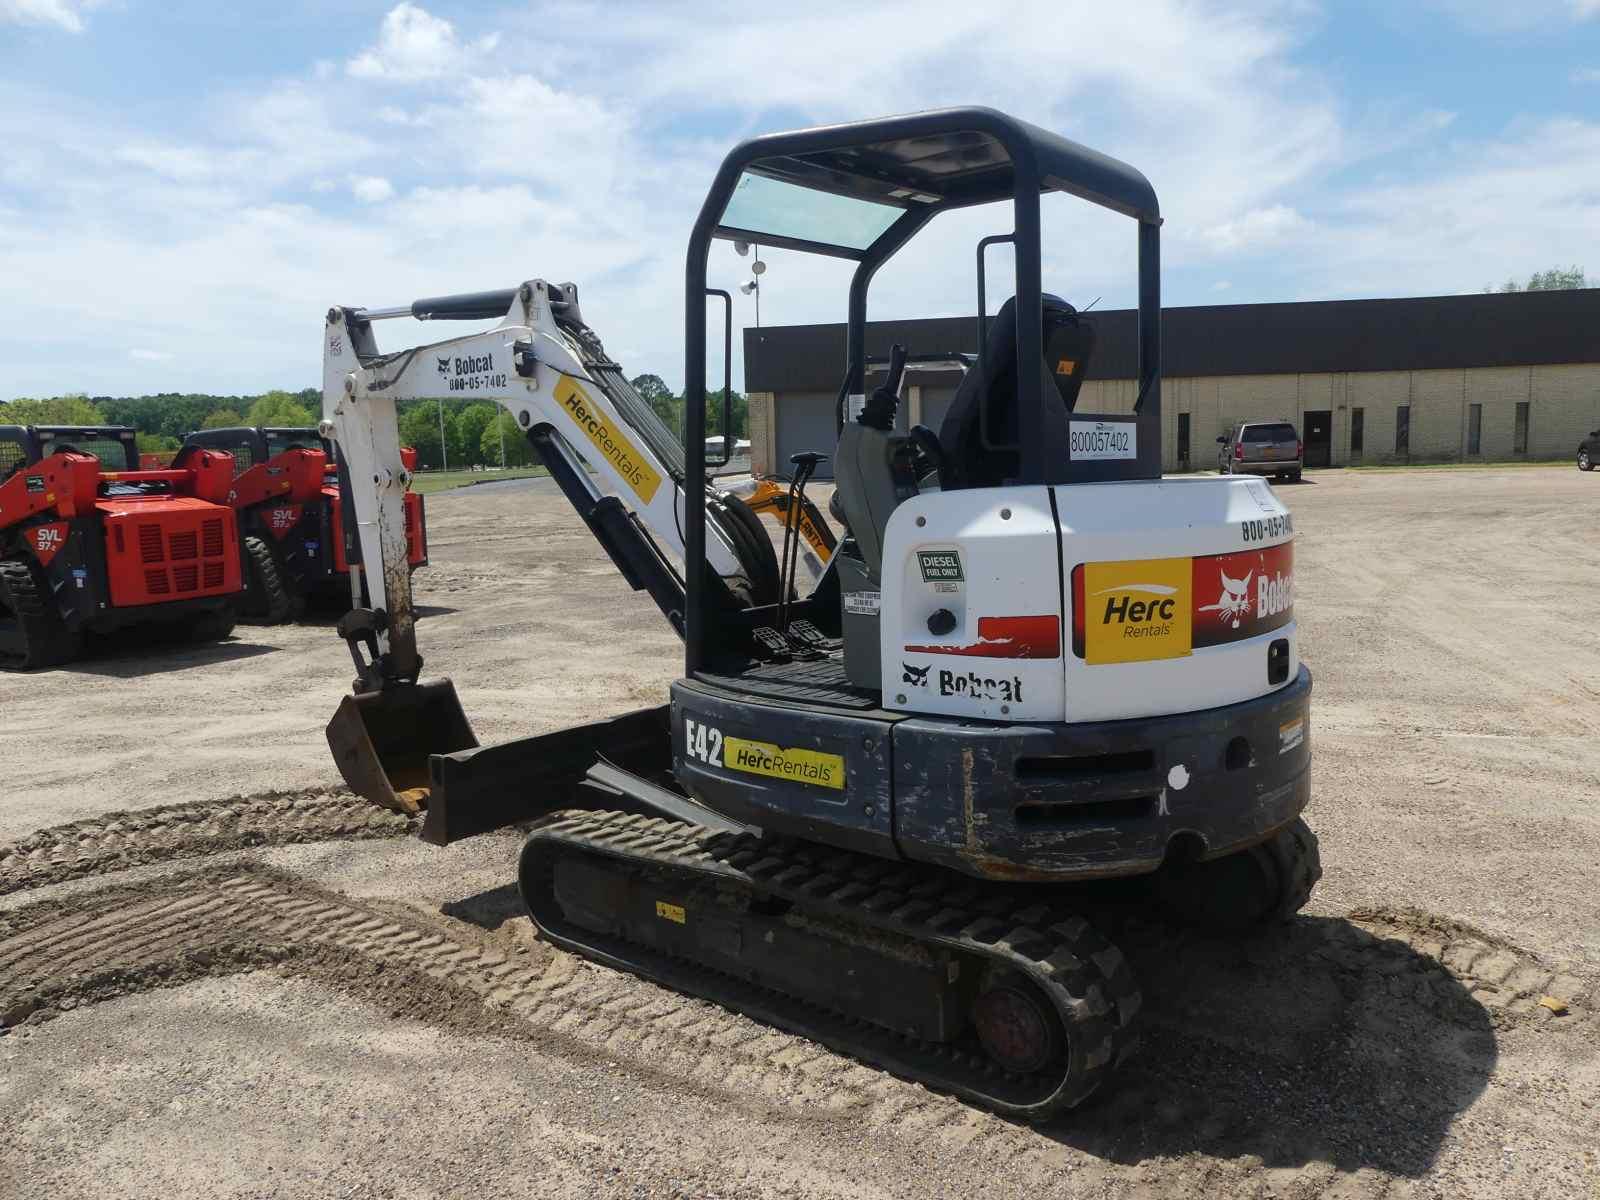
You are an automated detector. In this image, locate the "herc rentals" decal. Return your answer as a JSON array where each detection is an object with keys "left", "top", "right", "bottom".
[
  {"left": 1082, "top": 556, "right": 1193, "bottom": 664},
  {"left": 683, "top": 717, "right": 844, "bottom": 790},
  {"left": 556, "top": 376, "right": 663, "bottom": 504}
]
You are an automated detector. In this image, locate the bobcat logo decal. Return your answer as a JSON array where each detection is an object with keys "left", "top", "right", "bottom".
[
  {"left": 1198, "top": 568, "right": 1254, "bottom": 629},
  {"left": 436, "top": 355, "right": 452, "bottom": 376},
  {"left": 901, "top": 662, "right": 930, "bottom": 687}
]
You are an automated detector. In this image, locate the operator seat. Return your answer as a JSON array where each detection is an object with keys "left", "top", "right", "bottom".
[{"left": 937, "top": 294, "right": 1094, "bottom": 490}]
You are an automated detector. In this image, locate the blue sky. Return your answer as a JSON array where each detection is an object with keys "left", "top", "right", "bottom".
[{"left": 1, "top": 0, "right": 1596, "bottom": 400}]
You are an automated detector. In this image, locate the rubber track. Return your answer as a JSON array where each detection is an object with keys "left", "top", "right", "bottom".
[
  {"left": 520, "top": 810, "right": 1144, "bottom": 1120},
  {"left": 0, "top": 556, "right": 79, "bottom": 669},
  {"left": 241, "top": 535, "right": 304, "bottom": 625},
  {"left": 1266, "top": 816, "right": 1323, "bottom": 922},
  {"left": 0, "top": 791, "right": 416, "bottom": 897}
]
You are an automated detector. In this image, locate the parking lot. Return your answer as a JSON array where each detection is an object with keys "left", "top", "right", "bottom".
[{"left": 3, "top": 465, "right": 1597, "bottom": 1199}]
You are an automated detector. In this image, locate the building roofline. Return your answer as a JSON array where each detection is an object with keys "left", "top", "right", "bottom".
[{"left": 744, "top": 287, "right": 1600, "bottom": 392}]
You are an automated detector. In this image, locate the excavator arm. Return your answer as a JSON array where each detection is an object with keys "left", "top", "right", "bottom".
[
  {"left": 320, "top": 279, "right": 776, "bottom": 824},
  {"left": 321, "top": 279, "right": 747, "bottom": 691}
]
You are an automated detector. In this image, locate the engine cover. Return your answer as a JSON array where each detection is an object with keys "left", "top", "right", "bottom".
[{"left": 880, "top": 476, "right": 1298, "bottom": 724}]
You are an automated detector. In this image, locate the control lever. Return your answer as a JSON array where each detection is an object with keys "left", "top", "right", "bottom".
[
  {"left": 777, "top": 451, "right": 827, "bottom": 637},
  {"left": 858, "top": 344, "right": 908, "bottom": 431}
]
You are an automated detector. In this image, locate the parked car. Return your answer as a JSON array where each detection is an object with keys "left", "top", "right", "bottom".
[
  {"left": 1578, "top": 429, "right": 1598, "bottom": 472},
  {"left": 1218, "top": 420, "right": 1303, "bottom": 481}
]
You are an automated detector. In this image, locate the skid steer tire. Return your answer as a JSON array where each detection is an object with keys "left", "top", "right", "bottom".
[
  {"left": 241, "top": 535, "right": 304, "bottom": 624},
  {"left": 190, "top": 601, "right": 238, "bottom": 645},
  {"left": 1156, "top": 817, "right": 1321, "bottom": 934},
  {"left": 0, "top": 556, "right": 82, "bottom": 670}
]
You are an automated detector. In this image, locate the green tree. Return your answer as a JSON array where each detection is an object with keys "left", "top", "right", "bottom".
[
  {"left": 706, "top": 388, "right": 747, "bottom": 438},
  {"left": 630, "top": 373, "right": 681, "bottom": 432},
  {"left": 482, "top": 411, "right": 537, "bottom": 467},
  {"left": 455, "top": 403, "right": 498, "bottom": 468},
  {"left": 1489, "top": 265, "right": 1590, "bottom": 292},
  {"left": 246, "top": 390, "right": 316, "bottom": 427},
  {"left": 135, "top": 432, "right": 180, "bottom": 455},
  {"left": 201, "top": 408, "right": 243, "bottom": 430},
  {"left": 398, "top": 402, "right": 466, "bottom": 469},
  {"left": 0, "top": 394, "right": 107, "bottom": 425}
]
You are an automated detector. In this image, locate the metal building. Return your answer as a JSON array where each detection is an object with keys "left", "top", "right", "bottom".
[{"left": 744, "top": 288, "right": 1600, "bottom": 477}]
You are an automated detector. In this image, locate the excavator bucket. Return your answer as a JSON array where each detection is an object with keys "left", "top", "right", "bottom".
[{"left": 326, "top": 680, "right": 478, "bottom": 816}]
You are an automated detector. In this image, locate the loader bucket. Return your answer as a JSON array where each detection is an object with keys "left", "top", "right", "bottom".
[{"left": 326, "top": 680, "right": 479, "bottom": 816}]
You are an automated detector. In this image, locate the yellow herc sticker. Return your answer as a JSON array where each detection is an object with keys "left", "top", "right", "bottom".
[
  {"left": 654, "top": 901, "right": 686, "bottom": 924},
  {"left": 1056, "top": 358, "right": 1077, "bottom": 374},
  {"left": 555, "top": 376, "right": 663, "bottom": 504},
  {"left": 722, "top": 736, "right": 846, "bottom": 790},
  {"left": 1083, "top": 557, "right": 1193, "bottom": 664}
]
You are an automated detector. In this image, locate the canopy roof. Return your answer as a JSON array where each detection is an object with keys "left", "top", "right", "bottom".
[{"left": 711, "top": 107, "right": 1160, "bottom": 258}]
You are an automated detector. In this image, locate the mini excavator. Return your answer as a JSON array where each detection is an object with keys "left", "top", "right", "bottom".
[{"left": 321, "top": 108, "right": 1318, "bottom": 1119}]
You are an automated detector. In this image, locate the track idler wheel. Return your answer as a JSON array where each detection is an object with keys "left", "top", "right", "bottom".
[
  {"left": 973, "top": 970, "right": 1064, "bottom": 1076},
  {"left": 1157, "top": 817, "right": 1322, "bottom": 934}
]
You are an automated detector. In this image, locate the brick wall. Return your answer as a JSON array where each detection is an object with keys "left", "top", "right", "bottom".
[
  {"left": 746, "top": 391, "right": 774, "bottom": 476},
  {"left": 767, "top": 362, "right": 1598, "bottom": 473}
]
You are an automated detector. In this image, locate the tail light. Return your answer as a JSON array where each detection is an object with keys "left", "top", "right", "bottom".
[
  {"left": 1071, "top": 564, "right": 1085, "bottom": 657},
  {"left": 1296, "top": 440, "right": 1304, "bottom": 459},
  {"left": 1234, "top": 442, "right": 1244, "bottom": 460}
]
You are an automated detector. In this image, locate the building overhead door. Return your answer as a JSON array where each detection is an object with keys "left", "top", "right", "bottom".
[{"left": 774, "top": 391, "right": 841, "bottom": 479}]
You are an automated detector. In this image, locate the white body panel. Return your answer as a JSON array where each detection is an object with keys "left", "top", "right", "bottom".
[
  {"left": 1057, "top": 475, "right": 1297, "bottom": 722},
  {"left": 882, "top": 487, "right": 1067, "bottom": 722},
  {"left": 879, "top": 475, "right": 1297, "bottom": 725}
]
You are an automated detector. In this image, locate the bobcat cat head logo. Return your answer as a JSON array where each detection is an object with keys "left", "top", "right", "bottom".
[
  {"left": 902, "top": 662, "right": 930, "bottom": 687},
  {"left": 436, "top": 355, "right": 451, "bottom": 376}
]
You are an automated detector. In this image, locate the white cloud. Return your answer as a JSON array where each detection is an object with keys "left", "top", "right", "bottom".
[
  {"left": 350, "top": 176, "right": 395, "bottom": 203},
  {"left": 2, "top": 1, "right": 1597, "bottom": 404},
  {"left": 1197, "top": 206, "right": 1314, "bottom": 254},
  {"left": 129, "top": 349, "right": 174, "bottom": 362},
  {"left": 0, "top": 0, "right": 101, "bottom": 32},
  {"left": 347, "top": 3, "right": 499, "bottom": 81},
  {"left": 1574, "top": 67, "right": 1600, "bottom": 82}
]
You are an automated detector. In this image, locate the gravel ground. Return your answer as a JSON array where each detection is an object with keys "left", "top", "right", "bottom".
[{"left": 2, "top": 465, "right": 1597, "bottom": 1198}]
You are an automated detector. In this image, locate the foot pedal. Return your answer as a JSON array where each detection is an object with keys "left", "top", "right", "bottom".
[
  {"left": 751, "top": 626, "right": 793, "bottom": 662},
  {"left": 785, "top": 619, "right": 832, "bottom": 650}
]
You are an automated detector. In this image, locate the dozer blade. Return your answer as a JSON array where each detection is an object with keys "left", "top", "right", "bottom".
[{"left": 326, "top": 679, "right": 479, "bottom": 816}]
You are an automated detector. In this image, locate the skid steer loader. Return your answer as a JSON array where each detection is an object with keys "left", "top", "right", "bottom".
[
  {"left": 1, "top": 424, "right": 243, "bottom": 668},
  {"left": 177, "top": 426, "right": 427, "bottom": 623},
  {"left": 321, "top": 107, "right": 1317, "bottom": 1119}
]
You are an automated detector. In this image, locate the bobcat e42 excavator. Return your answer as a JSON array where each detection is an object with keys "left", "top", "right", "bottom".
[{"left": 322, "top": 108, "right": 1318, "bottom": 1120}]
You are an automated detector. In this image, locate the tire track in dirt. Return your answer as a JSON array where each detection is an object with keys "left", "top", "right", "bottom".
[
  {"left": 0, "top": 789, "right": 416, "bottom": 898},
  {"left": 1, "top": 855, "right": 1591, "bottom": 1197}
]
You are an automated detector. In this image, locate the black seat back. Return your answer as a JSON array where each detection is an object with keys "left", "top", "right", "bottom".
[{"left": 937, "top": 294, "right": 1094, "bottom": 490}]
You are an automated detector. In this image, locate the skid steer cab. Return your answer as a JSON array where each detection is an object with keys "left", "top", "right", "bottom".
[
  {"left": 320, "top": 107, "right": 1317, "bottom": 1121},
  {"left": 178, "top": 426, "right": 426, "bottom": 623},
  {"left": 0, "top": 424, "right": 243, "bottom": 669}
]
